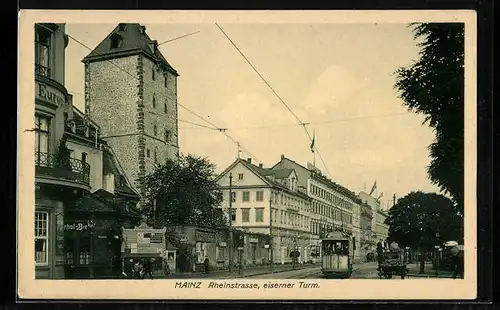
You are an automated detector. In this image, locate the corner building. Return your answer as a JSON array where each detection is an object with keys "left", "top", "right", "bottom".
[{"left": 83, "top": 23, "right": 180, "bottom": 195}]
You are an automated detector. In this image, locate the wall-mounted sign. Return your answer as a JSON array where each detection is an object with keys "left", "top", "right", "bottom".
[
  {"left": 195, "top": 230, "right": 216, "bottom": 243},
  {"left": 219, "top": 242, "right": 227, "bottom": 247},
  {"left": 248, "top": 238, "right": 258, "bottom": 243},
  {"left": 64, "top": 220, "right": 95, "bottom": 231},
  {"left": 35, "top": 81, "right": 66, "bottom": 106}
]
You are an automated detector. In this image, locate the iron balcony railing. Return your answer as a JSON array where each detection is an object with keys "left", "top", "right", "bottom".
[
  {"left": 35, "top": 63, "right": 51, "bottom": 78},
  {"left": 35, "top": 151, "right": 90, "bottom": 185}
]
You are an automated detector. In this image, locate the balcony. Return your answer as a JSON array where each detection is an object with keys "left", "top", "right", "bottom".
[
  {"left": 35, "top": 151, "right": 90, "bottom": 186},
  {"left": 35, "top": 63, "right": 51, "bottom": 78}
]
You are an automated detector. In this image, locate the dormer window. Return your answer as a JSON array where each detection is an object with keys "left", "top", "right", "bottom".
[{"left": 110, "top": 33, "right": 122, "bottom": 49}]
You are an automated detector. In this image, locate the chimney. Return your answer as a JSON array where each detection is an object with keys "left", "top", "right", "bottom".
[
  {"left": 259, "top": 163, "right": 263, "bottom": 168},
  {"left": 247, "top": 158, "right": 252, "bottom": 164},
  {"left": 281, "top": 154, "right": 285, "bottom": 160}
]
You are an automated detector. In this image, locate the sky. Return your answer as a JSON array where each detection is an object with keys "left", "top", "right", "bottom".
[{"left": 64, "top": 22, "right": 442, "bottom": 209}]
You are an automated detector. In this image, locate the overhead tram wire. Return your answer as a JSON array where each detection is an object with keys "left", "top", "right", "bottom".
[
  {"left": 51, "top": 24, "right": 261, "bottom": 163},
  {"left": 215, "top": 23, "right": 331, "bottom": 177}
]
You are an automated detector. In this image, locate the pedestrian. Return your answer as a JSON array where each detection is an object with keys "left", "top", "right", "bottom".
[
  {"left": 376, "top": 242, "right": 384, "bottom": 271},
  {"left": 143, "top": 258, "right": 154, "bottom": 279},
  {"left": 134, "top": 260, "right": 144, "bottom": 279},
  {"left": 204, "top": 257, "right": 210, "bottom": 274},
  {"left": 123, "top": 259, "right": 134, "bottom": 279},
  {"left": 452, "top": 248, "right": 464, "bottom": 279}
]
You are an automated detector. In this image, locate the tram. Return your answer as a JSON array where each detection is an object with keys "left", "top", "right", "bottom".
[{"left": 320, "top": 231, "right": 353, "bottom": 278}]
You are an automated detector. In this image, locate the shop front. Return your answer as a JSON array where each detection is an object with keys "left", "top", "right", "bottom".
[{"left": 64, "top": 190, "right": 140, "bottom": 279}]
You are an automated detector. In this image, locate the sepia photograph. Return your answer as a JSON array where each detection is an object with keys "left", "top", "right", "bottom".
[{"left": 18, "top": 10, "right": 477, "bottom": 300}]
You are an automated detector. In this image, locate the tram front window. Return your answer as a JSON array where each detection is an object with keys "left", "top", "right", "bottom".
[{"left": 322, "top": 241, "right": 349, "bottom": 255}]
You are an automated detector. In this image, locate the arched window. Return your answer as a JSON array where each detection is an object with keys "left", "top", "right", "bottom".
[
  {"left": 154, "top": 148, "right": 158, "bottom": 164},
  {"left": 153, "top": 124, "right": 157, "bottom": 136},
  {"left": 152, "top": 95, "right": 156, "bottom": 108},
  {"left": 152, "top": 67, "right": 155, "bottom": 80},
  {"left": 164, "top": 130, "right": 171, "bottom": 143},
  {"left": 164, "top": 102, "right": 168, "bottom": 114}
]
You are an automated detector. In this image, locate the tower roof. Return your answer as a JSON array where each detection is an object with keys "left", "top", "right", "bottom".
[{"left": 82, "top": 23, "right": 178, "bottom": 76}]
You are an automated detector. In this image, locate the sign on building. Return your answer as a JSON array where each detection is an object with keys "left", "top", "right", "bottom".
[{"left": 121, "top": 225, "right": 167, "bottom": 256}]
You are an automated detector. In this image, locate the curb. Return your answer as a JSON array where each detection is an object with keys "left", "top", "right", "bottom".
[{"left": 240, "top": 266, "right": 314, "bottom": 278}]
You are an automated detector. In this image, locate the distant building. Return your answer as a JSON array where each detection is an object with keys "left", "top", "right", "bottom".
[
  {"left": 217, "top": 158, "right": 314, "bottom": 264},
  {"left": 273, "top": 155, "right": 355, "bottom": 238},
  {"left": 358, "top": 191, "right": 389, "bottom": 244},
  {"left": 359, "top": 201, "right": 374, "bottom": 260},
  {"left": 82, "top": 23, "right": 180, "bottom": 196}
]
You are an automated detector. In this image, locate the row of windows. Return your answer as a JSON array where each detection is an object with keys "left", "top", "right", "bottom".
[
  {"left": 270, "top": 191, "right": 308, "bottom": 212},
  {"left": 272, "top": 209, "right": 310, "bottom": 230},
  {"left": 151, "top": 68, "right": 173, "bottom": 89},
  {"left": 231, "top": 190, "right": 264, "bottom": 203},
  {"left": 311, "top": 200, "right": 352, "bottom": 224},
  {"left": 151, "top": 95, "right": 171, "bottom": 114},
  {"left": 310, "top": 184, "right": 353, "bottom": 211},
  {"left": 230, "top": 207, "right": 264, "bottom": 223},
  {"left": 151, "top": 125, "right": 172, "bottom": 143}
]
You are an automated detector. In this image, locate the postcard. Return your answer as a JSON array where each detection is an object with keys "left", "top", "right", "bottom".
[{"left": 18, "top": 9, "right": 477, "bottom": 300}]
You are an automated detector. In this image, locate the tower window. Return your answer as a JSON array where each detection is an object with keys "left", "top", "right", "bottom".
[
  {"left": 152, "top": 68, "right": 155, "bottom": 80},
  {"left": 165, "top": 130, "right": 171, "bottom": 143},
  {"left": 154, "top": 150, "right": 157, "bottom": 164},
  {"left": 110, "top": 33, "right": 122, "bottom": 49},
  {"left": 152, "top": 95, "right": 156, "bottom": 108},
  {"left": 164, "top": 102, "right": 168, "bottom": 114},
  {"left": 164, "top": 74, "right": 168, "bottom": 88},
  {"left": 146, "top": 149, "right": 150, "bottom": 158},
  {"left": 153, "top": 125, "right": 157, "bottom": 136}
]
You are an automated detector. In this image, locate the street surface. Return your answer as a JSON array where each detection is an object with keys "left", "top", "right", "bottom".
[{"left": 153, "top": 261, "right": 453, "bottom": 279}]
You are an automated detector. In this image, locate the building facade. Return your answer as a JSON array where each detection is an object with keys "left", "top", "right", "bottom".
[
  {"left": 82, "top": 23, "right": 180, "bottom": 195},
  {"left": 272, "top": 156, "right": 356, "bottom": 240},
  {"left": 359, "top": 201, "right": 374, "bottom": 260},
  {"left": 217, "top": 158, "right": 314, "bottom": 265},
  {"left": 34, "top": 23, "right": 90, "bottom": 279},
  {"left": 358, "top": 191, "right": 389, "bottom": 245}
]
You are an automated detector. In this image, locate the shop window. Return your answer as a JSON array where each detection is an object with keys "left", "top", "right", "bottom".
[
  {"left": 241, "top": 209, "right": 250, "bottom": 222},
  {"left": 78, "top": 236, "right": 91, "bottom": 265},
  {"left": 34, "top": 115, "right": 51, "bottom": 164},
  {"left": 35, "top": 211, "right": 49, "bottom": 265},
  {"left": 255, "top": 208, "right": 264, "bottom": 222},
  {"left": 242, "top": 191, "right": 249, "bottom": 202}
]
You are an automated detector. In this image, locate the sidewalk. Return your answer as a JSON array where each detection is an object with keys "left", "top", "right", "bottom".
[
  {"left": 155, "top": 263, "right": 317, "bottom": 279},
  {"left": 405, "top": 262, "right": 455, "bottom": 278}
]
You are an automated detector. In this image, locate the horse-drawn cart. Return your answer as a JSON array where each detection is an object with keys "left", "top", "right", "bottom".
[{"left": 378, "top": 243, "right": 408, "bottom": 279}]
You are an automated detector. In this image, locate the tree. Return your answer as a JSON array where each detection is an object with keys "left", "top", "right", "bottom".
[
  {"left": 142, "top": 154, "right": 229, "bottom": 230},
  {"left": 385, "top": 191, "right": 463, "bottom": 273},
  {"left": 394, "top": 23, "right": 464, "bottom": 211}
]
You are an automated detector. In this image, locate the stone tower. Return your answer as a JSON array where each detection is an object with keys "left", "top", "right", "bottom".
[{"left": 83, "top": 23, "right": 179, "bottom": 195}]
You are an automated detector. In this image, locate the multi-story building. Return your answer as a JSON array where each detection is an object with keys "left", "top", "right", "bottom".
[
  {"left": 82, "top": 23, "right": 180, "bottom": 196},
  {"left": 217, "top": 158, "right": 314, "bottom": 265},
  {"left": 33, "top": 23, "right": 140, "bottom": 279},
  {"left": 359, "top": 201, "right": 374, "bottom": 260},
  {"left": 273, "top": 156, "right": 355, "bottom": 238},
  {"left": 351, "top": 202, "right": 362, "bottom": 263},
  {"left": 358, "top": 191, "right": 389, "bottom": 245},
  {"left": 34, "top": 23, "right": 89, "bottom": 279}
]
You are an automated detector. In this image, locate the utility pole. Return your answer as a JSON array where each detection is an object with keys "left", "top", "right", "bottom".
[
  {"left": 269, "top": 193, "right": 274, "bottom": 273},
  {"left": 228, "top": 173, "right": 233, "bottom": 272}
]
